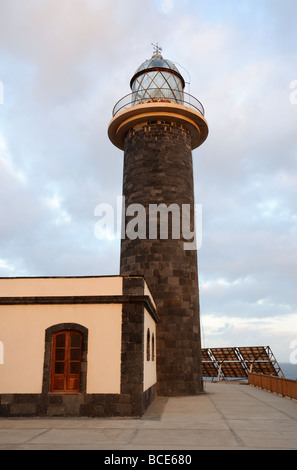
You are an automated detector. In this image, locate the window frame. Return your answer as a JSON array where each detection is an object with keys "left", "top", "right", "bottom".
[{"left": 42, "top": 323, "right": 88, "bottom": 395}]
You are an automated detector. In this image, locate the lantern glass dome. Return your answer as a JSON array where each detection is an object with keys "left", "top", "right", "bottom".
[{"left": 130, "top": 54, "right": 185, "bottom": 105}]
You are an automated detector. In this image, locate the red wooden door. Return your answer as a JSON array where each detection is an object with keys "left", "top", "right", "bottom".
[{"left": 50, "top": 331, "right": 82, "bottom": 392}]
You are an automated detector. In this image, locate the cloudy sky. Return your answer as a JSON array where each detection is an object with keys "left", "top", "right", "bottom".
[{"left": 0, "top": 0, "right": 296, "bottom": 363}]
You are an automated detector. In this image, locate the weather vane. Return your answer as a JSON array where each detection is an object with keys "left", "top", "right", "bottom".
[{"left": 151, "top": 42, "right": 162, "bottom": 56}]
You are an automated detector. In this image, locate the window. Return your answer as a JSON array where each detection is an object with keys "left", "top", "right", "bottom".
[
  {"left": 50, "top": 330, "right": 82, "bottom": 393},
  {"left": 152, "top": 333, "right": 155, "bottom": 361},
  {"left": 147, "top": 328, "right": 151, "bottom": 361}
]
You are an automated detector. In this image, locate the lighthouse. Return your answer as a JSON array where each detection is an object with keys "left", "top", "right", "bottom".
[{"left": 108, "top": 45, "right": 208, "bottom": 396}]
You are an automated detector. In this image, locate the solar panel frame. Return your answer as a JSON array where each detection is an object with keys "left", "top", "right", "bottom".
[{"left": 201, "top": 346, "right": 283, "bottom": 379}]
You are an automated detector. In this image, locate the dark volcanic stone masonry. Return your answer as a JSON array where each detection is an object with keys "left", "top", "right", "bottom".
[{"left": 120, "top": 120, "right": 204, "bottom": 396}]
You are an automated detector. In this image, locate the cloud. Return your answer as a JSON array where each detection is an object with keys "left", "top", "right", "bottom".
[
  {"left": 160, "top": 0, "right": 174, "bottom": 14},
  {"left": 0, "top": 0, "right": 296, "bottom": 363},
  {"left": 201, "top": 312, "right": 297, "bottom": 362}
]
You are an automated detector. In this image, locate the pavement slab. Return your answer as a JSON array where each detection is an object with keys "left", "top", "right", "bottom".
[{"left": 0, "top": 382, "right": 296, "bottom": 450}]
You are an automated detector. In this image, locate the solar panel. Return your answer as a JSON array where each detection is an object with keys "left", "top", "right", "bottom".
[
  {"left": 238, "top": 346, "right": 283, "bottom": 376},
  {"left": 201, "top": 346, "right": 283, "bottom": 380},
  {"left": 220, "top": 361, "right": 247, "bottom": 378},
  {"left": 249, "top": 361, "right": 277, "bottom": 375},
  {"left": 202, "top": 361, "right": 218, "bottom": 378},
  {"left": 210, "top": 347, "right": 240, "bottom": 363},
  {"left": 239, "top": 346, "right": 270, "bottom": 362},
  {"left": 201, "top": 349, "right": 213, "bottom": 361}
]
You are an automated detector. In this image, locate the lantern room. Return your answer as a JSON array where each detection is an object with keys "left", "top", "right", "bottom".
[{"left": 130, "top": 48, "right": 185, "bottom": 105}]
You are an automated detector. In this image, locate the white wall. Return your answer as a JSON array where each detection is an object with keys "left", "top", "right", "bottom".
[
  {"left": 0, "top": 303, "right": 122, "bottom": 394},
  {"left": 143, "top": 308, "right": 157, "bottom": 391},
  {"left": 0, "top": 276, "right": 158, "bottom": 396}
]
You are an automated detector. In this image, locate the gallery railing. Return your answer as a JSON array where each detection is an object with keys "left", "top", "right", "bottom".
[{"left": 112, "top": 88, "right": 205, "bottom": 117}]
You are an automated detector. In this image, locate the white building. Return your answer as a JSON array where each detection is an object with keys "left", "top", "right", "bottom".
[{"left": 0, "top": 275, "right": 158, "bottom": 417}]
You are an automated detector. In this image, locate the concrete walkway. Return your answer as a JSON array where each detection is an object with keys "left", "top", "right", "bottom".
[{"left": 0, "top": 382, "right": 296, "bottom": 450}]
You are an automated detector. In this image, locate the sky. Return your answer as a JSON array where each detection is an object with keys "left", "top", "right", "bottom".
[{"left": 0, "top": 0, "right": 296, "bottom": 364}]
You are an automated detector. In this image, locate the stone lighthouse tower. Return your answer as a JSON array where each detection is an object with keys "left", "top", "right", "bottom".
[{"left": 108, "top": 46, "right": 208, "bottom": 396}]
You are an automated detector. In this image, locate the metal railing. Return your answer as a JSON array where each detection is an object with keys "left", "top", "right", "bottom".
[
  {"left": 112, "top": 88, "right": 205, "bottom": 117},
  {"left": 248, "top": 372, "right": 297, "bottom": 400}
]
